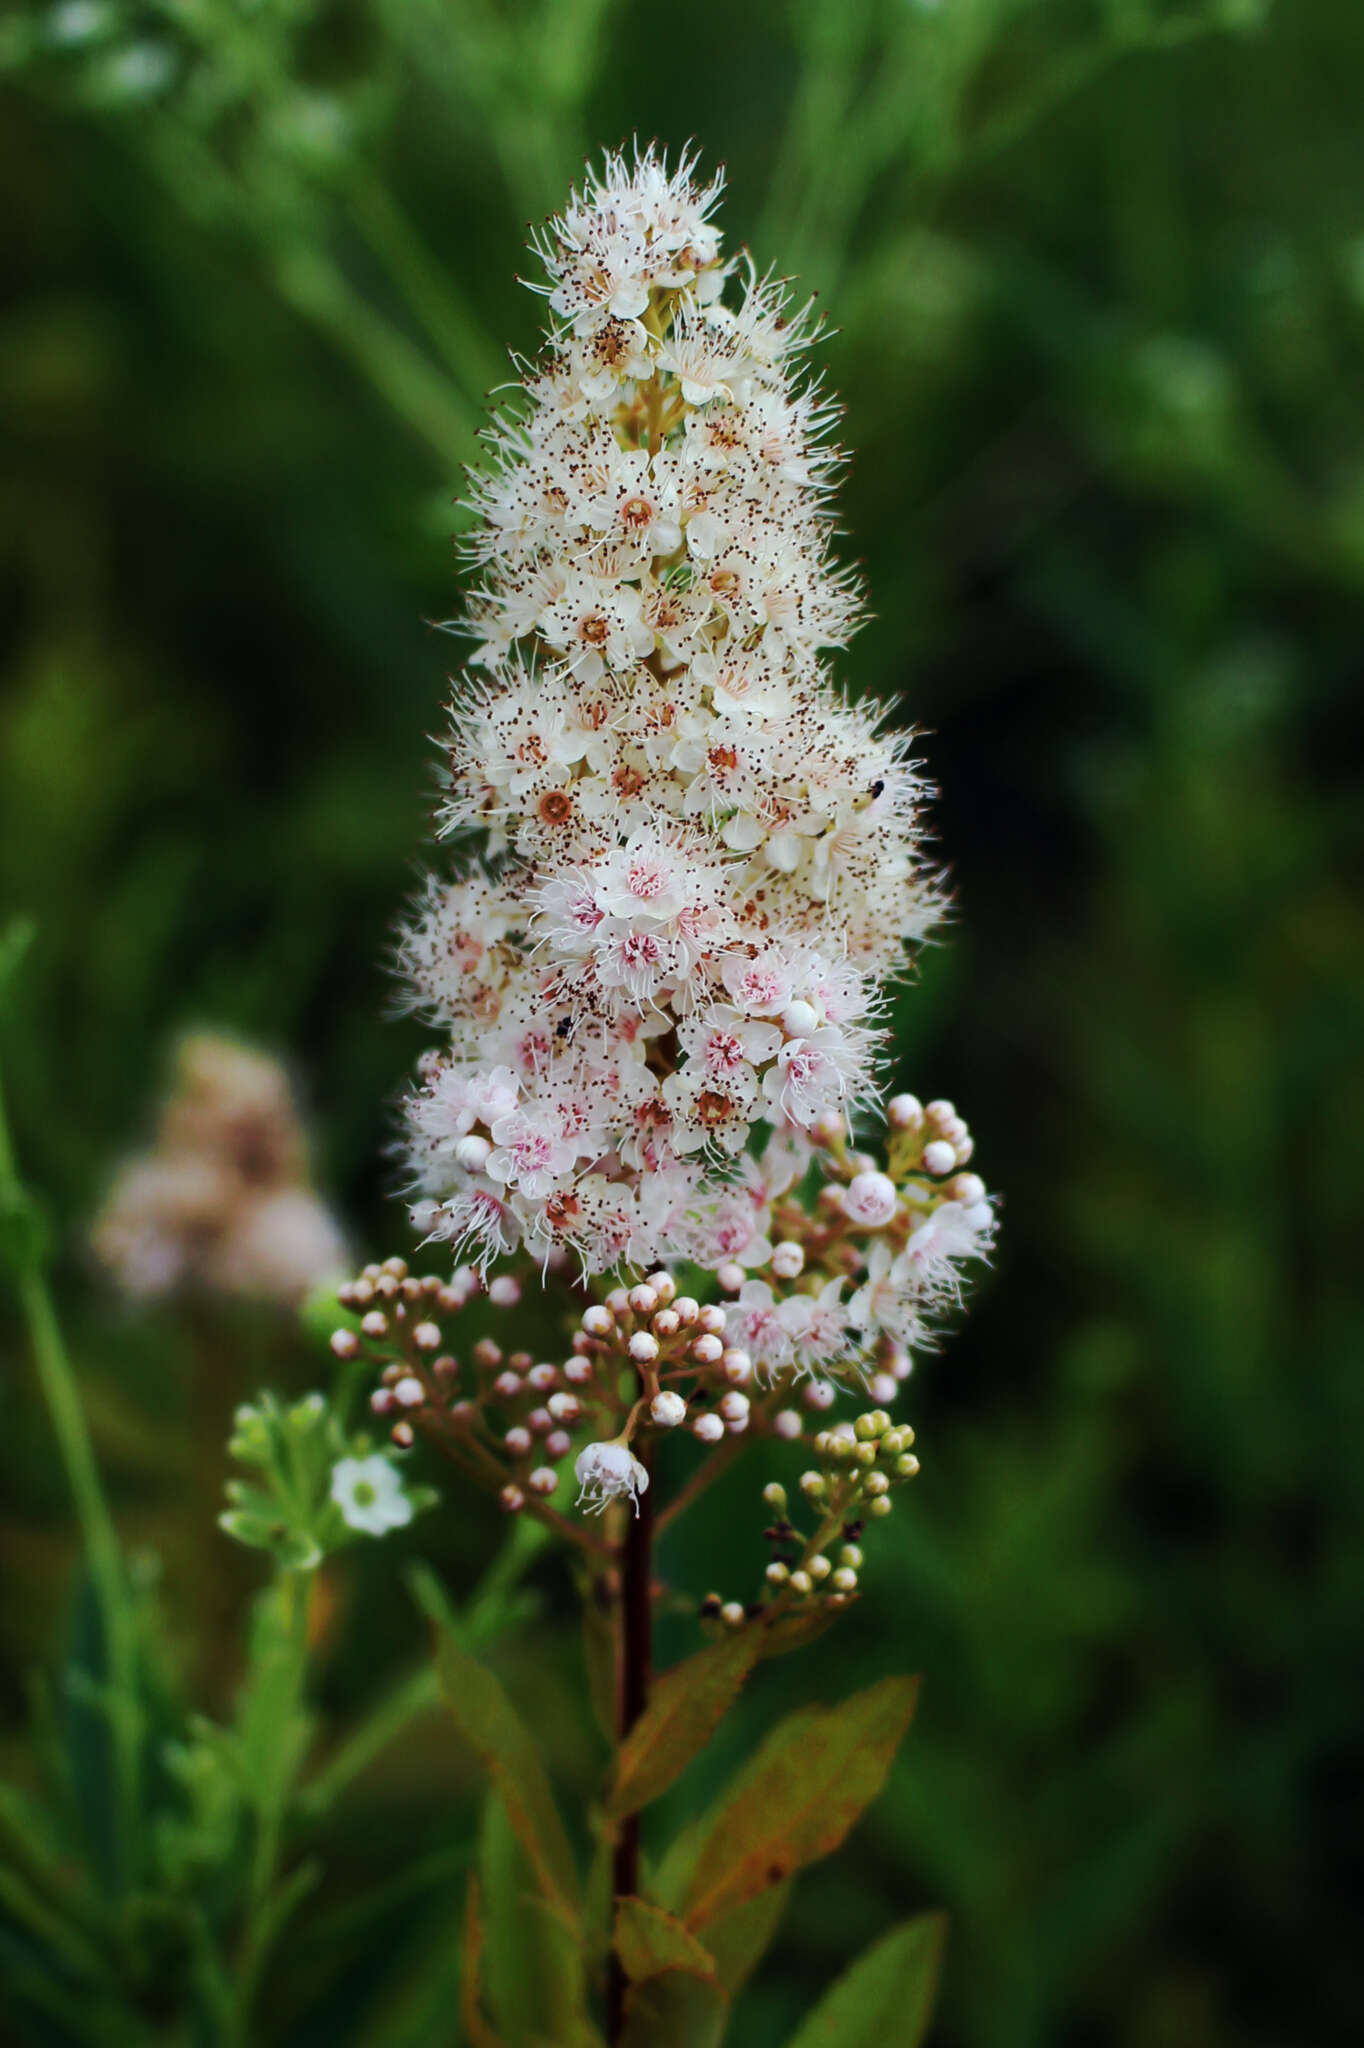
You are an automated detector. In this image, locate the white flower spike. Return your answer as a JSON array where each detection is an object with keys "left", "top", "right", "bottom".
[{"left": 399, "top": 143, "right": 941, "bottom": 1281}]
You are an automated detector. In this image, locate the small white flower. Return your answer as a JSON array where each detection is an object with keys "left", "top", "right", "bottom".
[
  {"left": 575, "top": 1438, "right": 650, "bottom": 1514},
  {"left": 650, "top": 1391, "right": 687, "bottom": 1428},
  {"left": 330, "top": 1456, "right": 414, "bottom": 1537}
]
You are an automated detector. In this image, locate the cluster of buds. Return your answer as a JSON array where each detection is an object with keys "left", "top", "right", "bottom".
[
  {"left": 698, "top": 1407, "right": 920, "bottom": 1628},
  {"left": 330, "top": 1256, "right": 812, "bottom": 1526}
]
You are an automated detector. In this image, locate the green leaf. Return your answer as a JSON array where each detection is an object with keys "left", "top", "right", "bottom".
[
  {"left": 703, "top": 1881, "right": 791, "bottom": 1997},
  {"left": 756, "top": 1604, "right": 838, "bottom": 1659},
  {"left": 619, "top": 1967, "right": 728, "bottom": 2048},
  {"left": 782, "top": 1913, "right": 945, "bottom": 2048},
  {"left": 480, "top": 1792, "right": 589, "bottom": 2044},
  {"left": 580, "top": 1575, "right": 617, "bottom": 1743},
  {"left": 614, "top": 1897, "right": 715, "bottom": 1983},
  {"left": 461, "top": 1878, "right": 511, "bottom": 2048},
  {"left": 606, "top": 1631, "right": 760, "bottom": 1822},
  {"left": 434, "top": 1622, "right": 580, "bottom": 1921},
  {"left": 681, "top": 1676, "right": 919, "bottom": 1931}
]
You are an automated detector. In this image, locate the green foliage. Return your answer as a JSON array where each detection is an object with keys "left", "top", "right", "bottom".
[
  {"left": 678, "top": 1678, "right": 920, "bottom": 1931},
  {"left": 480, "top": 1795, "right": 592, "bottom": 2047},
  {"left": 614, "top": 1896, "right": 715, "bottom": 1982},
  {"left": 618, "top": 1967, "right": 728, "bottom": 2048},
  {"left": 782, "top": 1913, "right": 945, "bottom": 2048},
  {"left": 606, "top": 1633, "right": 760, "bottom": 1822},
  {"left": 434, "top": 1612, "right": 581, "bottom": 1922}
]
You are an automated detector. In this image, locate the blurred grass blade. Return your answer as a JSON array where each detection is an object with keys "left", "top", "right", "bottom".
[
  {"left": 434, "top": 1619, "right": 581, "bottom": 1921},
  {"left": 480, "top": 1792, "right": 590, "bottom": 2042}
]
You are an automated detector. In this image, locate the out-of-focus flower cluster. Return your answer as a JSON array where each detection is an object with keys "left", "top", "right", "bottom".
[
  {"left": 400, "top": 145, "right": 948, "bottom": 1282},
  {"left": 92, "top": 1032, "right": 347, "bottom": 1305}
]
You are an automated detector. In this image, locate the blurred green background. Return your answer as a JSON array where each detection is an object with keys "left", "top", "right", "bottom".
[{"left": 3, "top": 1, "right": 1363, "bottom": 2043}]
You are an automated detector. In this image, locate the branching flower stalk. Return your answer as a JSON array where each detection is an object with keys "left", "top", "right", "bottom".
[{"left": 297, "top": 146, "right": 997, "bottom": 2042}]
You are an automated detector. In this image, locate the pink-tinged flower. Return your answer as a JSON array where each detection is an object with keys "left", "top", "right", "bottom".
[
  {"left": 724, "top": 1279, "right": 795, "bottom": 1377},
  {"left": 394, "top": 144, "right": 973, "bottom": 1283}
]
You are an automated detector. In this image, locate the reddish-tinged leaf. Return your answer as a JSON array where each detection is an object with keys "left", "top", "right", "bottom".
[
  {"left": 682, "top": 1676, "right": 920, "bottom": 1930},
  {"left": 607, "top": 1629, "right": 760, "bottom": 1822},
  {"left": 758, "top": 1604, "right": 838, "bottom": 1659},
  {"left": 435, "top": 1627, "right": 580, "bottom": 1920},
  {"left": 460, "top": 1879, "right": 510, "bottom": 2048},
  {"left": 620, "top": 1967, "right": 728, "bottom": 2048},
  {"left": 703, "top": 1880, "right": 791, "bottom": 1995},
  {"left": 615, "top": 1897, "right": 716, "bottom": 1983},
  {"left": 480, "top": 1793, "right": 589, "bottom": 2041},
  {"left": 782, "top": 1912, "right": 945, "bottom": 2048}
]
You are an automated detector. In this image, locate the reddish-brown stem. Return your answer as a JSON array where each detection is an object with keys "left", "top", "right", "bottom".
[{"left": 605, "top": 1435, "right": 654, "bottom": 2044}]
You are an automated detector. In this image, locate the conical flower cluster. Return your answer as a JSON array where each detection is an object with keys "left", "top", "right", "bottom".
[{"left": 399, "top": 147, "right": 985, "bottom": 1335}]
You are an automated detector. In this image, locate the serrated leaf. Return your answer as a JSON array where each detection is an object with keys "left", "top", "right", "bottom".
[
  {"left": 615, "top": 1897, "right": 715, "bottom": 1983},
  {"left": 782, "top": 1913, "right": 945, "bottom": 2048},
  {"left": 619, "top": 1967, "right": 728, "bottom": 2048},
  {"left": 481, "top": 1792, "right": 588, "bottom": 2043},
  {"left": 681, "top": 1676, "right": 919, "bottom": 1930},
  {"left": 703, "top": 1881, "right": 791, "bottom": 1996},
  {"left": 607, "top": 1632, "right": 759, "bottom": 1822},
  {"left": 435, "top": 1623, "right": 580, "bottom": 1921}
]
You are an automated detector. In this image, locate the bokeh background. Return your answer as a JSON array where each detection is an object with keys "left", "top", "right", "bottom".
[{"left": 3, "top": 1, "right": 1363, "bottom": 2043}]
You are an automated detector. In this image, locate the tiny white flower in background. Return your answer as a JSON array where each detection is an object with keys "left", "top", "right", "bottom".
[
  {"left": 575, "top": 1439, "right": 651, "bottom": 1514},
  {"left": 330, "top": 1456, "right": 415, "bottom": 1536}
]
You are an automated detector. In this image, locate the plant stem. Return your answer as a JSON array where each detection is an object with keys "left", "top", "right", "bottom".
[
  {"left": 0, "top": 1052, "right": 141, "bottom": 1896},
  {"left": 234, "top": 1568, "right": 314, "bottom": 2038},
  {"left": 605, "top": 1436, "right": 654, "bottom": 2045}
]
